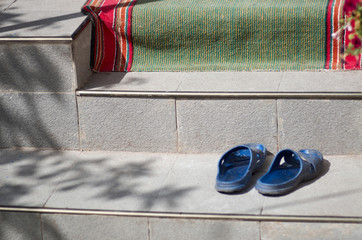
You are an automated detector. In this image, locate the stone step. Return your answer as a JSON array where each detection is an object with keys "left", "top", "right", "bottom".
[
  {"left": 0, "top": 19, "right": 92, "bottom": 150},
  {"left": 1, "top": 0, "right": 361, "bottom": 155},
  {"left": 76, "top": 71, "right": 362, "bottom": 154},
  {"left": 0, "top": 149, "right": 361, "bottom": 239}
]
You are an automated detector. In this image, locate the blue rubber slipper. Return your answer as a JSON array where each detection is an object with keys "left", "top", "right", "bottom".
[
  {"left": 215, "top": 143, "right": 267, "bottom": 193},
  {"left": 255, "top": 149, "right": 324, "bottom": 195}
]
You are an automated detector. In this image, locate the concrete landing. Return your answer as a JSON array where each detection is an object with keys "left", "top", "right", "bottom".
[{"left": 0, "top": 149, "right": 362, "bottom": 239}]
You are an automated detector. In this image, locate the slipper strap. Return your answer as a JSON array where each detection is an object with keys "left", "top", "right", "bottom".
[
  {"left": 218, "top": 145, "right": 251, "bottom": 171},
  {"left": 248, "top": 146, "right": 265, "bottom": 169},
  {"left": 298, "top": 150, "right": 324, "bottom": 179}
]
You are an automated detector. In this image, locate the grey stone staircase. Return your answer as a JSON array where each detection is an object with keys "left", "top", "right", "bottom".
[{"left": 1, "top": 0, "right": 362, "bottom": 239}]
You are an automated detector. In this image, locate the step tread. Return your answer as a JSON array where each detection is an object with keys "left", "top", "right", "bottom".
[
  {"left": 0, "top": 0, "right": 86, "bottom": 38},
  {"left": 1, "top": 149, "right": 361, "bottom": 218},
  {"left": 81, "top": 71, "right": 362, "bottom": 94}
]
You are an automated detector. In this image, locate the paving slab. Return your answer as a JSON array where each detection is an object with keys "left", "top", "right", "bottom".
[
  {"left": 84, "top": 72, "right": 184, "bottom": 92},
  {"left": 150, "top": 153, "right": 267, "bottom": 214},
  {"left": 177, "top": 72, "right": 281, "bottom": 92},
  {"left": 0, "top": 0, "right": 86, "bottom": 37},
  {"left": 279, "top": 71, "right": 362, "bottom": 92},
  {"left": 0, "top": 150, "right": 77, "bottom": 206},
  {"left": 11, "top": 0, "right": 86, "bottom": 11},
  {"left": 149, "top": 218, "right": 260, "bottom": 240},
  {"left": 0, "top": 212, "right": 42, "bottom": 240},
  {"left": 42, "top": 214, "right": 149, "bottom": 240},
  {"left": 261, "top": 221, "right": 362, "bottom": 240},
  {"left": 0, "top": 0, "right": 16, "bottom": 12},
  {"left": 261, "top": 155, "right": 362, "bottom": 217},
  {"left": 45, "top": 151, "right": 178, "bottom": 211},
  {"left": 83, "top": 72, "right": 282, "bottom": 93}
]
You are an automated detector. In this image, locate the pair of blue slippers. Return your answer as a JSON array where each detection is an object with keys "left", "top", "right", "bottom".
[{"left": 215, "top": 143, "right": 324, "bottom": 195}]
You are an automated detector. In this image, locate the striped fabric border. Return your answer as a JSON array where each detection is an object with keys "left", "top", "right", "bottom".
[
  {"left": 325, "top": 0, "right": 361, "bottom": 69},
  {"left": 82, "top": 0, "right": 137, "bottom": 72},
  {"left": 343, "top": 19, "right": 362, "bottom": 69},
  {"left": 325, "top": 0, "right": 343, "bottom": 69}
]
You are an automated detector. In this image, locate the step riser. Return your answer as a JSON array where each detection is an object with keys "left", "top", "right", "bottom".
[
  {"left": 1, "top": 92, "right": 361, "bottom": 154},
  {"left": 0, "top": 23, "right": 91, "bottom": 91},
  {"left": 0, "top": 92, "right": 79, "bottom": 149},
  {"left": 77, "top": 95, "right": 362, "bottom": 155},
  {"left": 0, "top": 24, "right": 91, "bottom": 150}
]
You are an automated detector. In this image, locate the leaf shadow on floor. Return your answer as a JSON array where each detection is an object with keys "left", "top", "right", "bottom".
[
  {"left": 0, "top": 150, "right": 196, "bottom": 208},
  {"left": 0, "top": 150, "right": 196, "bottom": 239}
]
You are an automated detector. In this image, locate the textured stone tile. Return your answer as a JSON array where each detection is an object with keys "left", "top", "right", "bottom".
[
  {"left": 262, "top": 155, "right": 362, "bottom": 217},
  {"left": 45, "top": 151, "right": 177, "bottom": 211},
  {"left": 177, "top": 99, "right": 278, "bottom": 153},
  {"left": 83, "top": 72, "right": 281, "bottom": 92},
  {"left": 82, "top": 71, "right": 362, "bottom": 93},
  {"left": 0, "top": 212, "right": 42, "bottom": 240},
  {"left": 150, "top": 218, "right": 259, "bottom": 240},
  {"left": 0, "top": 9, "right": 86, "bottom": 37},
  {"left": 11, "top": 0, "right": 86, "bottom": 11},
  {"left": 0, "top": 43, "right": 75, "bottom": 92},
  {"left": 279, "top": 71, "right": 362, "bottom": 92},
  {"left": 84, "top": 72, "right": 183, "bottom": 91},
  {"left": 261, "top": 222, "right": 362, "bottom": 240},
  {"left": 78, "top": 96, "right": 177, "bottom": 152},
  {"left": 0, "top": 150, "right": 77, "bottom": 206},
  {"left": 151, "top": 153, "right": 265, "bottom": 214},
  {"left": 0, "top": 0, "right": 15, "bottom": 12},
  {"left": 73, "top": 22, "right": 93, "bottom": 89},
  {"left": 0, "top": 93, "right": 79, "bottom": 149},
  {"left": 177, "top": 72, "right": 281, "bottom": 92},
  {"left": 278, "top": 99, "right": 362, "bottom": 154},
  {"left": 42, "top": 214, "right": 148, "bottom": 240}
]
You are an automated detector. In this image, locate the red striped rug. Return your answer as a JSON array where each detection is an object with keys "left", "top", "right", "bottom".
[
  {"left": 82, "top": 0, "right": 361, "bottom": 72},
  {"left": 82, "top": 0, "right": 137, "bottom": 72}
]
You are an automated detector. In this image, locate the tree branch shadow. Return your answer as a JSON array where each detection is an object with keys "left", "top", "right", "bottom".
[
  {"left": 0, "top": 12, "right": 84, "bottom": 34},
  {"left": 0, "top": 150, "right": 196, "bottom": 210},
  {"left": 0, "top": 150, "right": 195, "bottom": 238}
]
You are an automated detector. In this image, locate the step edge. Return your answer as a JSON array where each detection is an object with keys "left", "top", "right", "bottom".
[
  {"left": 1, "top": 206, "right": 361, "bottom": 223},
  {"left": 76, "top": 90, "right": 362, "bottom": 99},
  {"left": 0, "top": 37, "right": 73, "bottom": 43}
]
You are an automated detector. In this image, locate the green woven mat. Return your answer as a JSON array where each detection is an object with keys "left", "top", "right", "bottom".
[{"left": 132, "top": 0, "right": 327, "bottom": 71}]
